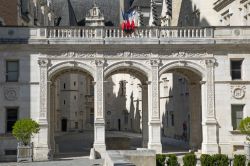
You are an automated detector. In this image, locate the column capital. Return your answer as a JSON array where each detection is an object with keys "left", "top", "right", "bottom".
[
  {"left": 38, "top": 59, "right": 49, "bottom": 68},
  {"left": 150, "top": 59, "right": 160, "bottom": 67},
  {"left": 205, "top": 59, "right": 216, "bottom": 68},
  {"left": 95, "top": 59, "right": 105, "bottom": 67}
]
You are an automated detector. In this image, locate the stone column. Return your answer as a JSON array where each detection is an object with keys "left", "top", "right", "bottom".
[
  {"left": 148, "top": 59, "right": 162, "bottom": 153},
  {"left": 142, "top": 84, "right": 148, "bottom": 148},
  {"left": 201, "top": 59, "right": 219, "bottom": 154},
  {"left": 93, "top": 59, "right": 106, "bottom": 157},
  {"left": 189, "top": 83, "right": 202, "bottom": 150},
  {"left": 49, "top": 83, "right": 56, "bottom": 157},
  {"left": 33, "top": 59, "right": 50, "bottom": 161}
]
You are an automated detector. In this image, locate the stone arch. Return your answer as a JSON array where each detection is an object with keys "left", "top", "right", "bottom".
[
  {"left": 104, "top": 61, "right": 150, "bottom": 83},
  {"left": 159, "top": 60, "right": 206, "bottom": 79},
  {"left": 48, "top": 61, "right": 95, "bottom": 81},
  {"left": 159, "top": 60, "right": 205, "bottom": 151}
]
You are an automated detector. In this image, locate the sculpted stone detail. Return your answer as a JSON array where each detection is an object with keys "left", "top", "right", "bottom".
[
  {"left": 206, "top": 59, "right": 215, "bottom": 118},
  {"left": 151, "top": 60, "right": 160, "bottom": 119},
  {"left": 4, "top": 87, "right": 19, "bottom": 101},
  {"left": 95, "top": 61, "right": 104, "bottom": 119},
  {"left": 231, "top": 85, "right": 246, "bottom": 99},
  {"left": 38, "top": 59, "right": 48, "bottom": 120}
]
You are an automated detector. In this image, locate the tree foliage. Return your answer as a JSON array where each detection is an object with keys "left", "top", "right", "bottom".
[
  {"left": 239, "top": 117, "right": 250, "bottom": 141},
  {"left": 12, "top": 119, "right": 40, "bottom": 145}
]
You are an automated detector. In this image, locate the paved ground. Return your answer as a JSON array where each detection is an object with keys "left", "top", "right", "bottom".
[
  {"left": 0, "top": 157, "right": 104, "bottom": 166},
  {"left": 54, "top": 131, "right": 189, "bottom": 157},
  {"left": 0, "top": 131, "right": 190, "bottom": 165}
]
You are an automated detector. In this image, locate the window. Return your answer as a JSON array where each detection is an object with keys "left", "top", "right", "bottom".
[
  {"left": 231, "top": 60, "right": 243, "bottom": 80},
  {"left": 6, "top": 108, "right": 18, "bottom": 133},
  {"left": 63, "top": 83, "right": 66, "bottom": 89},
  {"left": 74, "top": 96, "right": 76, "bottom": 100},
  {"left": 75, "top": 122, "right": 78, "bottom": 129},
  {"left": 119, "top": 80, "right": 127, "bottom": 96},
  {"left": 171, "top": 112, "right": 174, "bottom": 126},
  {"left": 6, "top": 60, "right": 19, "bottom": 82},
  {"left": 5, "top": 150, "right": 17, "bottom": 155},
  {"left": 231, "top": 105, "right": 244, "bottom": 130},
  {"left": 63, "top": 100, "right": 66, "bottom": 105},
  {"left": 74, "top": 81, "right": 76, "bottom": 86}
]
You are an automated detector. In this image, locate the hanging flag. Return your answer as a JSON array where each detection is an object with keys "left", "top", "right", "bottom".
[{"left": 121, "top": 8, "right": 136, "bottom": 33}]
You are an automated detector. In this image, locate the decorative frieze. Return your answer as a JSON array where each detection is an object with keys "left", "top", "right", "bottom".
[{"left": 231, "top": 85, "right": 246, "bottom": 99}]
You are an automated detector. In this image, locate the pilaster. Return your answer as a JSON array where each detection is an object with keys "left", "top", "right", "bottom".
[
  {"left": 142, "top": 84, "right": 149, "bottom": 148},
  {"left": 93, "top": 59, "right": 106, "bottom": 158},
  {"left": 148, "top": 59, "right": 162, "bottom": 153},
  {"left": 33, "top": 59, "right": 50, "bottom": 161},
  {"left": 202, "top": 59, "right": 219, "bottom": 154}
]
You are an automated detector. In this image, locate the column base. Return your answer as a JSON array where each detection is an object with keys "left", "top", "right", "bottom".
[
  {"left": 148, "top": 143, "right": 162, "bottom": 154},
  {"left": 202, "top": 143, "right": 219, "bottom": 154},
  {"left": 93, "top": 144, "right": 106, "bottom": 158},
  {"left": 33, "top": 146, "right": 50, "bottom": 161}
]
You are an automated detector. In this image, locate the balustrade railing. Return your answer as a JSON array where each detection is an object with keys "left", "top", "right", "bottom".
[{"left": 47, "top": 27, "right": 213, "bottom": 39}]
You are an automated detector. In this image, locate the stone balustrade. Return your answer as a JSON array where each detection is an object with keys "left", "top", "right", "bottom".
[
  {"left": 0, "top": 26, "right": 250, "bottom": 44},
  {"left": 46, "top": 27, "right": 212, "bottom": 39}
]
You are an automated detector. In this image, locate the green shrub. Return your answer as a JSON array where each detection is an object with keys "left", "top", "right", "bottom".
[
  {"left": 233, "top": 155, "right": 246, "bottom": 166},
  {"left": 12, "top": 119, "right": 40, "bottom": 145},
  {"left": 200, "top": 154, "right": 212, "bottom": 166},
  {"left": 248, "top": 161, "right": 250, "bottom": 166},
  {"left": 239, "top": 117, "right": 250, "bottom": 141},
  {"left": 211, "top": 154, "right": 229, "bottom": 166},
  {"left": 166, "top": 154, "right": 179, "bottom": 166},
  {"left": 156, "top": 154, "right": 167, "bottom": 166},
  {"left": 183, "top": 153, "right": 196, "bottom": 166}
]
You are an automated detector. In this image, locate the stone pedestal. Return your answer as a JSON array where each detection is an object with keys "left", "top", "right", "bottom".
[
  {"left": 201, "top": 119, "right": 219, "bottom": 154},
  {"left": 148, "top": 121, "right": 162, "bottom": 154},
  {"left": 93, "top": 121, "right": 106, "bottom": 158}
]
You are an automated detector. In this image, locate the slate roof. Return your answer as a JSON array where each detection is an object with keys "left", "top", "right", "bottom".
[
  {"left": 53, "top": 0, "right": 78, "bottom": 26},
  {"left": 131, "top": 0, "right": 150, "bottom": 8},
  {"left": 53, "top": 0, "right": 121, "bottom": 26}
]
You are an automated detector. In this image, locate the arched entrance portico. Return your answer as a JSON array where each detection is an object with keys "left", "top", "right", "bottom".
[{"left": 34, "top": 55, "right": 219, "bottom": 161}]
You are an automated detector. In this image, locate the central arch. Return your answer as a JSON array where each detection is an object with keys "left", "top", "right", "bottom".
[{"left": 104, "top": 61, "right": 150, "bottom": 150}]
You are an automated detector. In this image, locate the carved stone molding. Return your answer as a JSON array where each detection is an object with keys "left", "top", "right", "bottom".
[
  {"left": 160, "top": 52, "right": 210, "bottom": 58},
  {"left": 231, "top": 85, "right": 246, "bottom": 99},
  {"left": 4, "top": 87, "right": 19, "bottom": 101}
]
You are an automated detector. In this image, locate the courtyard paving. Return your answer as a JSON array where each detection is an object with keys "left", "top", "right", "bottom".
[
  {"left": 0, "top": 157, "right": 104, "bottom": 166},
  {"left": 54, "top": 131, "right": 189, "bottom": 157},
  {"left": 0, "top": 131, "right": 190, "bottom": 165}
]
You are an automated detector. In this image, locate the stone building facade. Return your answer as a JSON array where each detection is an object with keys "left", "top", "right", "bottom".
[
  {"left": 0, "top": 0, "right": 55, "bottom": 26},
  {"left": 0, "top": 26, "right": 250, "bottom": 161},
  {"left": 0, "top": 0, "right": 250, "bottom": 163}
]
